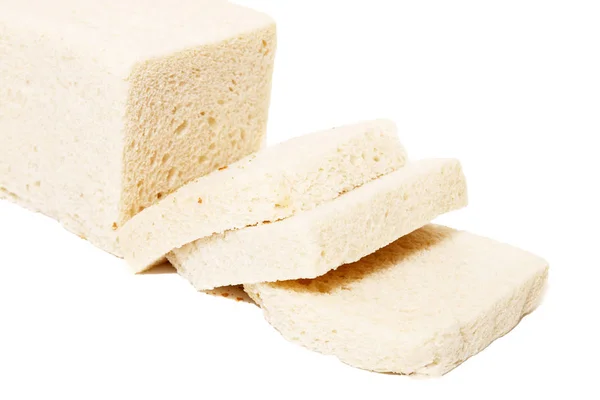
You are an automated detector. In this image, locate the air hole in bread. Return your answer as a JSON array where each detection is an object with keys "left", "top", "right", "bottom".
[
  {"left": 162, "top": 153, "right": 171, "bottom": 164},
  {"left": 174, "top": 120, "right": 188, "bottom": 136},
  {"left": 137, "top": 180, "right": 144, "bottom": 188},
  {"left": 208, "top": 117, "right": 216, "bottom": 126},
  {"left": 198, "top": 155, "right": 207, "bottom": 164},
  {"left": 167, "top": 168, "right": 176, "bottom": 184},
  {"left": 217, "top": 99, "right": 224, "bottom": 105},
  {"left": 209, "top": 143, "right": 216, "bottom": 150},
  {"left": 231, "top": 79, "right": 237, "bottom": 85},
  {"left": 373, "top": 156, "right": 380, "bottom": 162},
  {"left": 156, "top": 192, "right": 164, "bottom": 200}
]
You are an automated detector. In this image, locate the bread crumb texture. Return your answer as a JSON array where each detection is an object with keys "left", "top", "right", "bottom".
[
  {"left": 169, "top": 158, "right": 467, "bottom": 289},
  {"left": 120, "top": 18, "right": 275, "bottom": 225},
  {"left": 245, "top": 225, "right": 548, "bottom": 376},
  {"left": 120, "top": 119, "right": 407, "bottom": 272},
  {"left": 0, "top": 1, "right": 275, "bottom": 256}
]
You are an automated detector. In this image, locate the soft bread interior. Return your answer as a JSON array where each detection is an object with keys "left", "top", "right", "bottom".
[
  {"left": 121, "top": 22, "right": 276, "bottom": 224},
  {"left": 169, "top": 159, "right": 467, "bottom": 289},
  {"left": 119, "top": 120, "right": 407, "bottom": 272},
  {"left": 245, "top": 224, "right": 549, "bottom": 376},
  {"left": 0, "top": 1, "right": 275, "bottom": 255}
]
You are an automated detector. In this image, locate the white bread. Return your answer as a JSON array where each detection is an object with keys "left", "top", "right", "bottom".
[
  {"left": 245, "top": 224, "right": 549, "bottom": 376},
  {"left": 169, "top": 159, "right": 467, "bottom": 290},
  {"left": 120, "top": 120, "right": 407, "bottom": 272},
  {"left": 0, "top": 0, "right": 275, "bottom": 255}
]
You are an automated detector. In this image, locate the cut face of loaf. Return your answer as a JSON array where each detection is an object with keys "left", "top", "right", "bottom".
[
  {"left": 0, "top": 1, "right": 275, "bottom": 255},
  {"left": 245, "top": 225, "right": 549, "bottom": 376},
  {"left": 120, "top": 120, "right": 407, "bottom": 272},
  {"left": 168, "top": 159, "right": 468, "bottom": 290}
]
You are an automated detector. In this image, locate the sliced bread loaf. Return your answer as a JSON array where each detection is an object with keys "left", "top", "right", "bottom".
[
  {"left": 245, "top": 224, "right": 549, "bottom": 376},
  {"left": 169, "top": 159, "right": 467, "bottom": 290},
  {"left": 120, "top": 120, "right": 407, "bottom": 272},
  {"left": 0, "top": 1, "right": 275, "bottom": 255}
]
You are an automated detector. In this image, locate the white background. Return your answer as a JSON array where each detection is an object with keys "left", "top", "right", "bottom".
[{"left": 1, "top": 0, "right": 599, "bottom": 398}]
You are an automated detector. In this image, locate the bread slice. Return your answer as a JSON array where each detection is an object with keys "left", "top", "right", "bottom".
[
  {"left": 120, "top": 120, "right": 407, "bottom": 272},
  {"left": 169, "top": 159, "right": 467, "bottom": 290},
  {"left": 245, "top": 224, "right": 549, "bottom": 376},
  {"left": 0, "top": 1, "right": 275, "bottom": 255}
]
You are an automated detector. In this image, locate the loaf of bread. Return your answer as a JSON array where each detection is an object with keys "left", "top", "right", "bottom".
[
  {"left": 0, "top": 0, "right": 275, "bottom": 255},
  {"left": 245, "top": 224, "right": 549, "bottom": 376},
  {"left": 120, "top": 120, "right": 407, "bottom": 272},
  {"left": 0, "top": 1, "right": 548, "bottom": 379},
  {"left": 169, "top": 159, "right": 467, "bottom": 290}
]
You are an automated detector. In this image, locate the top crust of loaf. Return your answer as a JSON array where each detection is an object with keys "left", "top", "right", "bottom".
[
  {"left": 245, "top": 225, "right": 549, "bottom": 376},
  {"left": 119, "top": 119, "right": 407, "bottom": 272},
  {"left": 2, "top": 0, "right": 274, "bottom": 75}
]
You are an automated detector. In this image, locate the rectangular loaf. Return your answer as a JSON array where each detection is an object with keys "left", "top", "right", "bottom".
[{"left": 0, "top": 0, "right": 275, "bottom": 255}]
